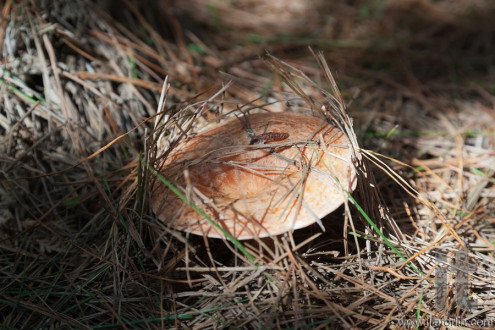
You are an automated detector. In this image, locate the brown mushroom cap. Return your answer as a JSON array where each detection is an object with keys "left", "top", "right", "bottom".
[{"left": 152, "top": 112, "right": 357, "bottom": 239}]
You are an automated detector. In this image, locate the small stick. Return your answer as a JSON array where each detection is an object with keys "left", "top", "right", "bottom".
[
  {"left": 235, "top": 111, "right": 290, "bottom": 145},
  {"left": 249, "top": 132, "right": 290, "bottom": 145}
]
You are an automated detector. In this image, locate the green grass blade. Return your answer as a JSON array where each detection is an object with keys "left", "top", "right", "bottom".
[
  {"left": 416, "top": 290, "right": 423, "bottom": 330},
  {"left": 143, "top": 157, "right": 256, "bottom": 263},
  {"left": 349, "top": 194, "right": 424, "bottom": 276}
]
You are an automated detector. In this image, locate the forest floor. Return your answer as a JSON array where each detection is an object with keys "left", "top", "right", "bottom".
[{"left": 1, "top": 0, "right": 495, "bottom": 328}]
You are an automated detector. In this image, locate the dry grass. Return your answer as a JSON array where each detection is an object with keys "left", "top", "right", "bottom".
[{"left": 1, "top": 0, "right": 495, "bottom": 328}]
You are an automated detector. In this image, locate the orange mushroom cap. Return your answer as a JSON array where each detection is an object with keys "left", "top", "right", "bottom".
[{"left": 152, "top": 112, "right": 357, "bottom": 239}]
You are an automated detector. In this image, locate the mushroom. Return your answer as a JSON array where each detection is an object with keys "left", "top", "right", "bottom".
[{"left": 151, "top": 112, "right": 357, "bottom": 240}]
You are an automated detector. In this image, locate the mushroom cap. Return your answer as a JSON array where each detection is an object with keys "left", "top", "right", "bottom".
[{"left": 152, "top": 112, "right": 357, "bottom": 239}]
